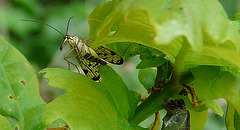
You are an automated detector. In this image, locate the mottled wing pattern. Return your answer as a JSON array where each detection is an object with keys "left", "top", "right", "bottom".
[
  {"left": 78, "top": 57, "right": 100, "bottom": 81},
  {"left": 94, "top": 46, "right": 123, "bottom": 65}
]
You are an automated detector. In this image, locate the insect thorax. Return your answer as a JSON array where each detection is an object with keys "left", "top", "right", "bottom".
[
  {"left": 67, "top": 36, "right": 99, "bottom": 62},
  {"left": 67, "top": 36, "right": 81, "bottom": 49}
]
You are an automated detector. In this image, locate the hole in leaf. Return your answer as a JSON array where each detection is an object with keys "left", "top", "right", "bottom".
[
  {"left": 108, "top": 31, "right": 117, "bottom": 37},
  {"left": 20, "top": 80, "right": 26, "bottom": 86},
  {"left": 46, "top": 118, "right": 69, "bottom": 130},
  {"left": 108, "top": 21, "right": 120, "bottom": 37},
  {"left": 9, "top": 95, "right": 13, "bottom": 100},
  {"left": 40, "top": 80, "right": 67, "bottom": 103}
]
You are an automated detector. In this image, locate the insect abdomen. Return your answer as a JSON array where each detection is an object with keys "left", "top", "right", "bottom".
[{"left": 83, "top": 53, "right": 99, "bottom": 62}]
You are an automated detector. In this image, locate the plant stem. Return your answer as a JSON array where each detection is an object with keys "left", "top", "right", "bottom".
[
  {"left": 130, "top": 43, "right": 189, "bottom": 124},
  {"left": 130, "top": 82, "right": 180, "bottom": 124}
]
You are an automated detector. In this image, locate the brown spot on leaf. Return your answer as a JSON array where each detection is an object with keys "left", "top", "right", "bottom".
[
  {"left": 9, "top": 95, "right": 13, "bottom": 100},
  {"left": 20, "top": 80, "right": 26, "bottom": 86},
  {"left": 47, "top": 125, "right": 69, "bottom": 130}
]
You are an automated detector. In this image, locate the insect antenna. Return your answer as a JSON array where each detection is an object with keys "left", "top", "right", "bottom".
[
  {"left": 65, "top": 17, "right": 73, "bottom": 35},
  {"left": 20, "top": 19, "right": 64, "bottom": 36},
  {"left": 60, "top": 17, "right": 74, "bottom": 50}
]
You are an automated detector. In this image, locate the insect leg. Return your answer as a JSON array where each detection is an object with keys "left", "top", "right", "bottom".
[
  {"left": 64, "top": 55, "right": 80, "bottom": 73},
  {"left": 63, "top": 48, "right": 80, "bottom": 73}
]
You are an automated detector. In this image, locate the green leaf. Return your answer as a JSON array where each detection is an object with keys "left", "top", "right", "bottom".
[
  {"left": 182, "top": 45, "right": 240, "bottom": 70},
  {"left": 226, "top": 103, "right": 240, "bottom": 130},
  {"left": 154, "top": 62, "right": 172, "bottom": 88},
  {"left": 139, "top": 48, "right": 164, "bottom": 61},
  {"left": 189, "top": 110, "right": 208, "bottom": 130},
  {"left": 232, "top": 13, "right": 240, "bottom": 33},
  {"left": 130, "top": 82, "right": 180, "bottom": 124},
  {"left": 128, "top": 90, "right": 141, "bottom": 121},
  {"left": 235, "top": 110, "right": 240, "bottom": 130},
  {"left": 179, "top": 71, "right": 195, "bottom": 85},
  {"left": 47, "top": 119, "right": 67, "bottom": 129},
  {"left": 41, "top": 66, "right": 143, "bottom": 129},
  {"left": 226, "top": 103, "right": 235, "bottom": 130},
  {"left": 232, "top": 12, "right": 240, "bottom": 21},
  {"left": 98, "top": 65, "right": 130, "bottom": 119},
  {"left": 0, "top": 36, "right": 46, "bottom": 129},
  {"left": 0, "top": 115, "right": 12, "bottom": 130},
  {"left": 89, "top": 0, "right": 240, "bottom": 63},
  {"left": 191, "top": 66, "right": 240, "bottom": 114},
  {"left": 138, "top": 68, "right": 157, "bottom": 90},
  {"left": 206, "top": 100, "right": 224, "bottom": 116},
  {"left": 106, "top": 42, "right": 140, "bottom": 59},
  {"left": 107, "top": 42, "right": 166, "bottom": 68},
  {"left": 106, "top": 42, "right": 153, "bottom": 59},
  {"left": 136, "top": 57, "right": 166, "bottom": 69}
]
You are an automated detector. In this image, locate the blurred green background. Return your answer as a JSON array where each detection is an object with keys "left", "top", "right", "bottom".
[{"left": 0, "top": 0, "right": 239, "bottom": 129}]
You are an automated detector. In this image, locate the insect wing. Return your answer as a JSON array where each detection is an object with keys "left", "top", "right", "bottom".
[
  {"left": 82, "top": 44, "right": 99, "bottom": 62},
  {"left": 94, "top": 46, "right": 123, "bottom": 65},
  {"left": 78, "top": 57, "right": 100, "bottom": 81}
]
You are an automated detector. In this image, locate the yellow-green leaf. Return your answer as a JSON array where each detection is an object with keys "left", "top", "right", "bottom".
[
  {"left": 0, "top": 36, "right": 46, "bottom": 129},
  {"left": 89, "top": 0, "right": 240, "bottom": 63},
  {"left": 191, "top": 66, "right": 240, "bottom": 114},
  {"left": 0, "top": 115, "right": 12, "bottom": 130},
  {"left": 41, "top": 66, "right": 144, "bottom": 129}
]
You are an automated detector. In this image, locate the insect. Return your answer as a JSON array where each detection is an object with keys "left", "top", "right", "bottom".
[{"left": 22, "top": 17, "right": 123, "bottom": 81}]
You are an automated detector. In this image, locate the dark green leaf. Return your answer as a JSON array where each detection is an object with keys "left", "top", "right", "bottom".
[
  {"left": 191, "top": 66, "right": 240, "bottom": 114},
  {"left": 106, "top": 42, "right": 150, "bottom": 59},
  {"left": 138, "top": 68, "right": 157, "bottom": 90},
  {"left": 180, "top": 71, "right": 195, "bottom": 85},
  {"left": 234, "top": 110, "right": 240, "bottom": 130},
  {"left": 226, "top": 103, "right": 240, "bottom": 130},
  {"left": 136, "top": 57, "right": 166, "bottom": 69},
  {"left": 232, "top": 12, "right": 240, "bottom": 21},
  {"left": 154, "top": 62, "right": 172, "bottom": 88},
  {"left": 130, "top": 82, "right": 181, "bottom": 124},
  {"left": 128, "top": 90, "right": 141, "bottom": 121}
]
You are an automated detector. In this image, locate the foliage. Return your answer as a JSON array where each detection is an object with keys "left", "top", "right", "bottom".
[
  {"left": 0, "top": 36, "right": 46, "bottom": 129},
  {"left": 0, "top": 0, "right": 240, "bottom": 129},
  {"left": 40, "top": 67, "right": 143, "bottom": 129}
]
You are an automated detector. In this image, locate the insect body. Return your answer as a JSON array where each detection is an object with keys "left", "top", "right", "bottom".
[
  {"left": 22, "top": 17, "right": 123, "bottom": 81},
  {"left": 61, "top": 35, "right": 123, "bottom": 81}
]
